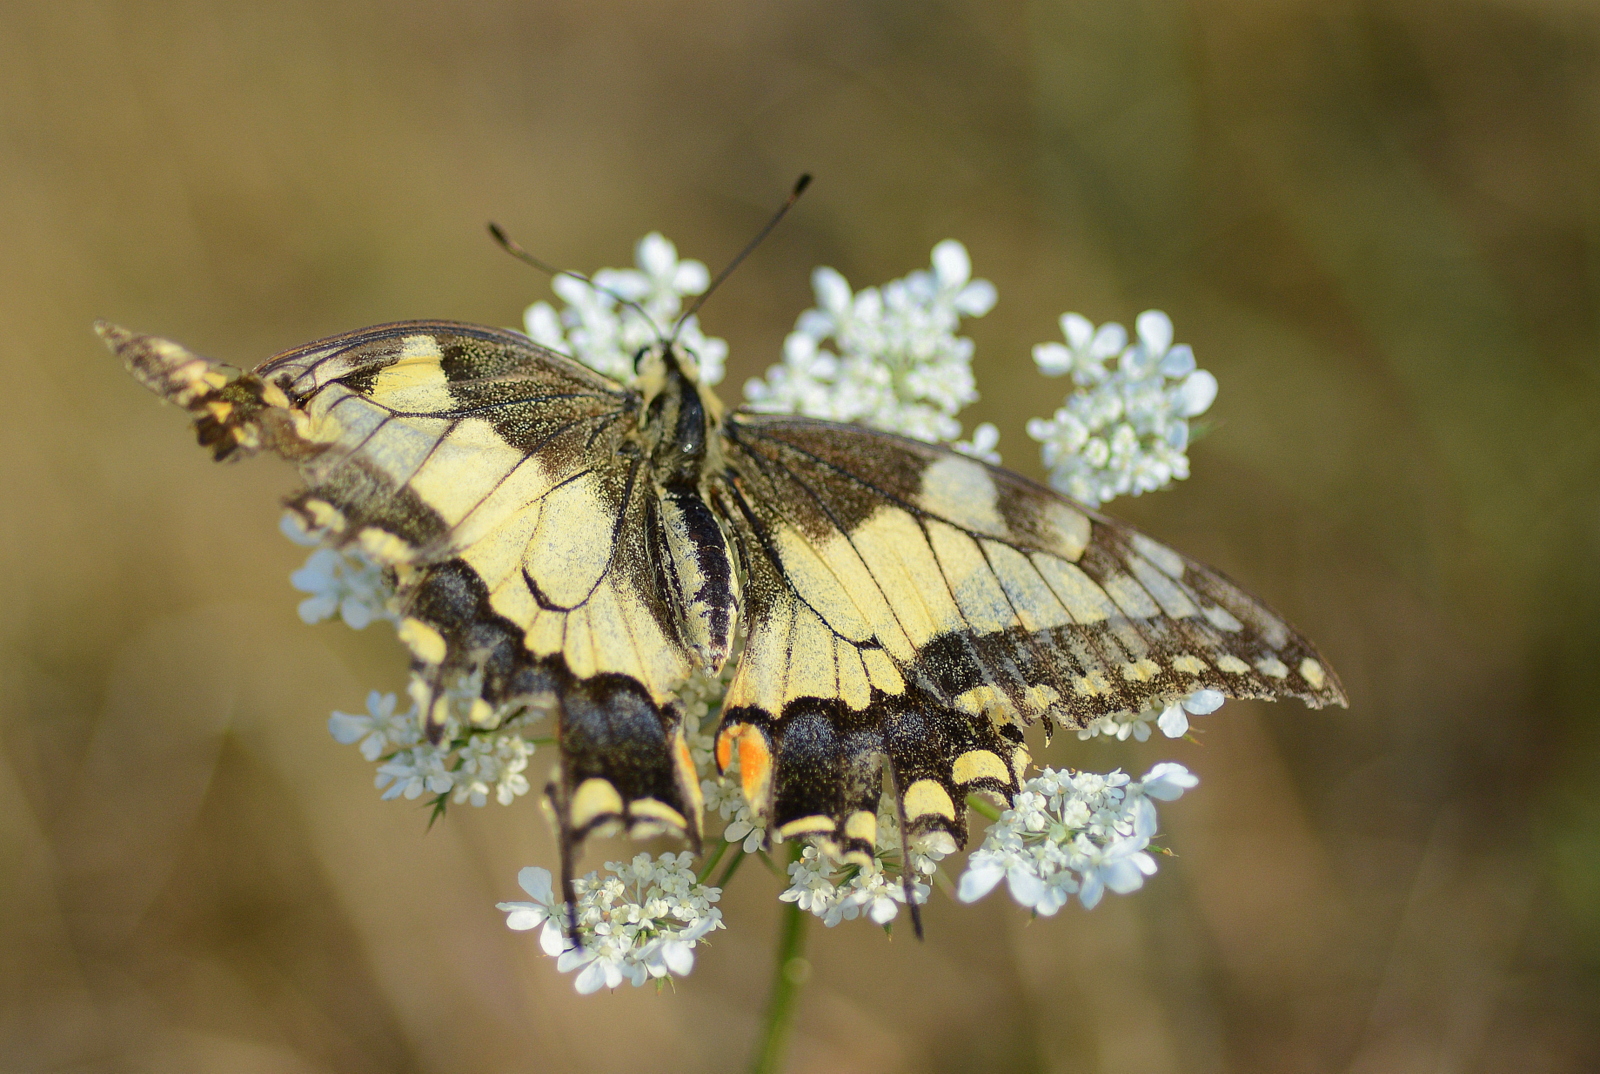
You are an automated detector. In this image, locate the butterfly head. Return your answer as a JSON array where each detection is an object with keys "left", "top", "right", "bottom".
[
  {"left": 636, "top": 342, "right": 723, "bottom": 420},
  {"left": 635, "top": 340, "right": 700, "bottom": 387}
]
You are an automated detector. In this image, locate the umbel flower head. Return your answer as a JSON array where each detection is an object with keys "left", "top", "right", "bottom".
[
  {"left": 522, "top": 232, "right": 728, "bottom": 388},
  {"left": 744, "top": 239, "right": 1000, "bottom": 456},
  {"left": 290, "top": 234, "right": 1222, "bottom": 992},
  {"left": 497, "top": 857, "right": 724, "bottom": 993},
  {"left": 1027, "top": 310, "right": 1218, "bottom": 507},
  {"left": 957, "top": 762, "right": 1199, "bottom": 913}
]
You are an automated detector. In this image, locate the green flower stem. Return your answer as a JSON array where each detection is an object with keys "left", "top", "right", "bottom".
[
  {"left": 697, "top": 838, "right": 732, "bottom": 884},
  {"left": 716, "top": 844, "right": 749, "bottom": 888},
  {"left": 966, "top": 791, "right": 1003, "bottom": 822},
  {"left": 749, "top": 844, "right": 809, "bottom": 1074}
]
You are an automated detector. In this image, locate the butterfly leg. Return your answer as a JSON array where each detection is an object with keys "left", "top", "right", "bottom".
[{"left": 543, "top": 779, "right": 582, "bottom": 943}]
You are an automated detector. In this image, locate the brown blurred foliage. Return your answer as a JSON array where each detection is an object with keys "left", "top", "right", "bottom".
[{"left": 3, "top": 1, "right": 1599, "bottom": 1071}]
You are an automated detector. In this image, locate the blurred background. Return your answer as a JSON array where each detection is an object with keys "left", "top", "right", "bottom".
[{"left": 3, "top": 1, "right": 1598, "bottom": 1071}]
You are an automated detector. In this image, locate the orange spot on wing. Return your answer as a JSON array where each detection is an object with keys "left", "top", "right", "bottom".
[
  {"left": 716, "top": 723, "right": 774, "bottom": 810},
  {"left": 738, "top": 734, "right": 772, "bottom": 807},
  {"left": 715, "top": 725, "right": 738, "bottom": 773}
]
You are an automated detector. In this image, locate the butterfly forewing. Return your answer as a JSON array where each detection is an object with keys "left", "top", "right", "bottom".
[
  {"left": 106, "top": 321, "right": 708, "bottom": 863},
  {"left": 709, "top": 414, "right": 1344, "bottom": 858}
]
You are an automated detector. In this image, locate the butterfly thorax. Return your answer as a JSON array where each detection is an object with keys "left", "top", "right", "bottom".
[{"left": 634, "top": 343, "right": 740, "bottom": 672}]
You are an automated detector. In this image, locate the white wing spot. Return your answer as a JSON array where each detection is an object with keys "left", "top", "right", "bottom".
[
  {"left": 917, "top": 455, "right": 1009, "bottom": 538},
  {"left": 1039, "top": 501, "right": 1091, "bottom": 561},
  {"left": 1202, "top": 604, "right": 1244, "bottom": 632},
  {"left": 1256, "top": 657, "right": 1289, "bottom": 679},
  {"left": 1130, "top": 532, "right": 1186, "bottom": 578}
]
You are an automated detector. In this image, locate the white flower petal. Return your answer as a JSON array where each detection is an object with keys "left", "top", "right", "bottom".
[
  {"left": 328, "top": 711, "right": 367, "bottom": 745},
  {"left": 1090, "top": 322, "right": 1128, "bottom": 359},
  {"left": 1035, "top": 885, "right": 1069, "bottom": 917},
  {"left": 539, "top": 919, "right": 568, "bottom": 957},
  {"left": 1006, "top": 865, "right": 1047, "bottom": 908},
  {"left": 1138, "top": 762, "right": 1199, "bottom": 801},
  {"left": 517, "top": 866, "right": 554, "bottom": 904},
  {"left": 1132, "top": 796, "right": 1159, "bottom": 840},
  {"left": 636, "top": 233, "right": 677, "bottom": 278},
  {"left": 1156, "top": 704, "right": 1189, "bottom": 738},
  {"left": 661, "top": 940, "right": 695, "bottom": 976},
  {"left": 1159, "top": 342, "right": 1196, "bottom": 378},
  {"left": 1136, "top": 309, "right": 1173, "bottom": 356},
  {"left": 957, "top": 861, "right": 1005, "bottom": 903},
  {"left": 339, "top": 598, "right": 375, "bottom": 630},
  {"left": 812, "top": 266, "right": 852, "bottom": 313},
  {"left": 1034, "top": 342, "right": 1073, "bottom": 376},
  {"left": 279, "top": 512, "right": 320, "bottom": 546},
  {"left": 868, "top": 896, "right": 899, "bottom": 925},
  {"left": 672, "top": 260, "right": 710, "bottom": 295},
  {"left": 931, "top": 239, "right": 971, "bottom": 287},
  {"left": 1061, "top": 312, "right": 1094, "bottom": 350},
  {"left": 297, "top": 594, "right": 338, "bottom": 624},
  {"left": 501, "top": 906, "right": 546, "bottom": 931},
  {"left": 954, "top": 279, "right": 997, "bottom": 316},
  {"left": 1079, "top": 874, "right": 1105, "bottom": 909},
  {"left": 523, "top": 302, "right": 566, "bottom": 349},
  {"left": 573, "top": 960, "right": 610, "bottom": 994},
  {"left": 1177, "top": 369, "right": 1218, "bottom": 417},
  {"left": 557, "top": 947, "right": 594, "bottom": 973}
]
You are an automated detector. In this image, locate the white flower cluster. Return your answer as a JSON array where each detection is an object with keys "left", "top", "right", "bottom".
[
  {"left": 522, "top": 233, "right": 729, "bottom": 388},
  {"left": 498, "top": 857, "right": 723, "bottom": 994},
  {"left": 743, "top": 240, "right": 999, "bottom": 456},
  {"left": 782, "top": 846, "right": 922, "bottom": 927},
  {"left": 778, "top": 795, "right": 955, "bottom": 928},
  {"left": 957, "top": 763, "right": 1198, "bottom": 913},
  {"left": 1075, "top": 688, "right": 1224, "bottom": 742},
  {"left": 1027, "top": 310, "right": 1217, "bottom": 507},
  {"left": 328, "top": 690, "right": 537, "bottom": 808},
  {"left": 281, "top": 514, "right": 394, "bottom": 629}
]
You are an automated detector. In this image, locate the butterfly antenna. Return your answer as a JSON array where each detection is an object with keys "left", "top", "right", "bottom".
[
  {"left": 487, "top": 221, "right": 663, "bottom": 340},
  {"left": 669, "top": 173, "right": 812, "bottom": 345}
]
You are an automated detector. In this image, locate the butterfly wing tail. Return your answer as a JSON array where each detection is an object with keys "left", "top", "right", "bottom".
[{"left": 98, "top": 321, "right": 319, "bottom": 462}]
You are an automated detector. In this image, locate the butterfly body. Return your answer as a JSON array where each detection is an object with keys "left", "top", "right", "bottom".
[{"left": 102, "top": 318, "right": 1345, "bottom": 892}]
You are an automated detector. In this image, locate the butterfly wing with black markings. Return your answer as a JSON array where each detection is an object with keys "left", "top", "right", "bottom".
[
  {"left": 710, "top": 413, "right": 1345, "bottom": 862},
  {"left": 108, "top": 314, "right": 1347, "bottom": 934},
  {"left": 102, "top": 321, "right": 708, "bottom": 868}
]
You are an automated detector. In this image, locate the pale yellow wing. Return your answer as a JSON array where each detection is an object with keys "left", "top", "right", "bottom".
[{"left": 710, "top": 413, "right": 1344, "bottom": 858}]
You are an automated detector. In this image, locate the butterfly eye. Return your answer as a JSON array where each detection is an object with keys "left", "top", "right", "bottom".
[{"left": 674, "top": 346, "right": 701, "bottom": 381}]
